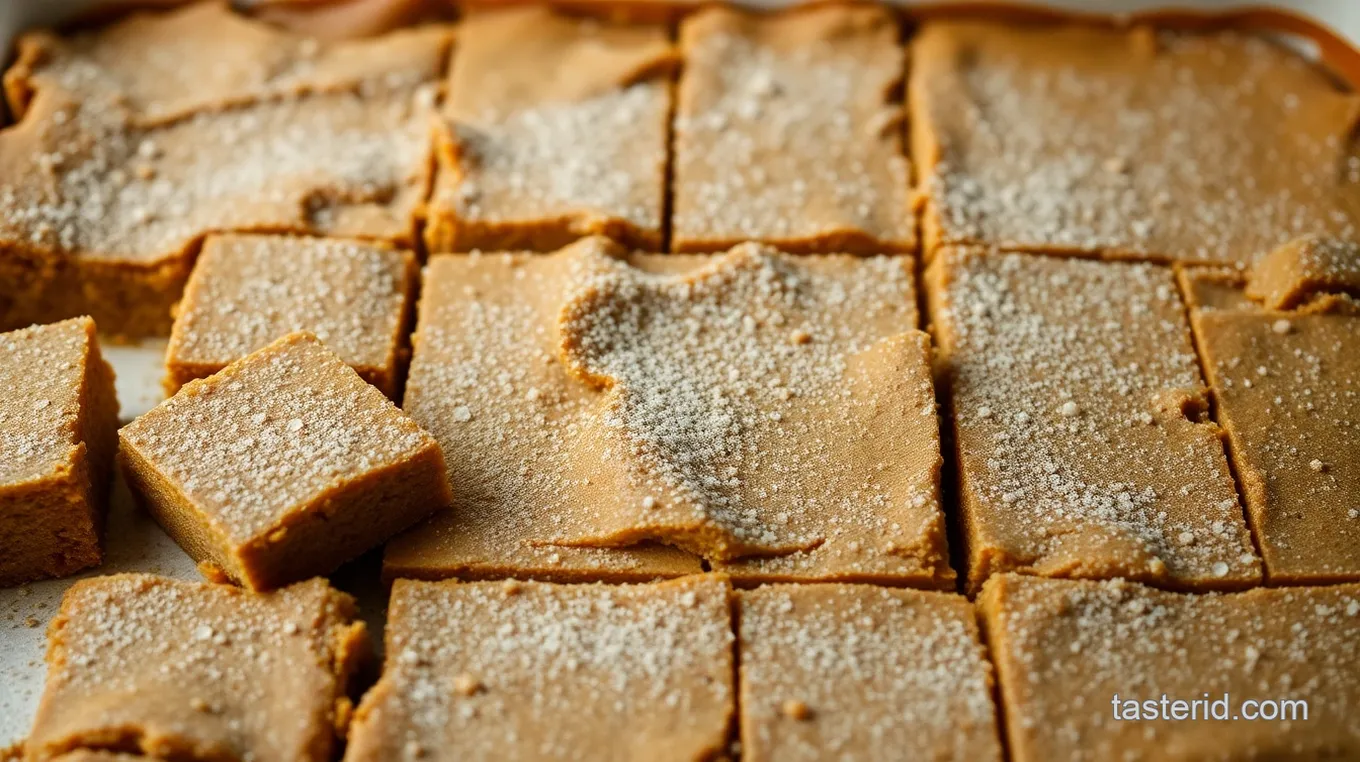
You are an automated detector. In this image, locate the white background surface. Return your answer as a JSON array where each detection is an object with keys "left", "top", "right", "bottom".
[{"left": 2, "top": 0, "right": 1359, "bottom": 751}]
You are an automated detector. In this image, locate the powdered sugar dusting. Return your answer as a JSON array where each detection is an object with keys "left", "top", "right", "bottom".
[
  {"left": 120, "top": 334, "right": 435, "bottom": 543},
  {"left": 346, "top": 576, "right": 733, "bottom": 761},
  {"left": 915, "top": 23, "right": 1360, "bottom": 265},
  {"left": 0, "top": 318, "right": 95, "bottom": 485},
  {"left": 1188, "top": 274, "right": 1360, "bottom": 582},
  {"left": 386, "top": 245, "right": 701, "bottom": 580},
  {"left": 673, "top": 7, "right": 913, "bottom": 251},
  {"left": 985, "top": 575, "right": 1360, "bottom": 760},
  {"left": 555, "top": 241, "right": 943, "bottom": 567},
  {"left": 0, "top": 83, "right": 435, "bottom": 266},
  {"left": 740, "top": 585, "right": 1001, "bottom": 760},
  {"left": 168, "top": 235, "right": 413, "bottom": 379},
  {"left": 929, "top": 248, "right": 1260, "bottom": 590},
  {"left": 440, "top": 84, "right": 668, "bottom": 236},
  {"left": 28, "top": 575, "right": 358, "bottom": 762}
]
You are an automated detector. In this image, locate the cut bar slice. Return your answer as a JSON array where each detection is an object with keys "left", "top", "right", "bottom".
[
  {"left": 980, "top": 574, "right": 1360, "bottom": 761},
  {"left": 672, "top": 5, "right": 913, "bottom": 254},
  {"left": 925, "top": 246, "right": 1260, "bottom": 593},
  {"left": 425, "top": 6, "right": 673, "bottom": 253},
  {"left": 0, "top": 57, "right": 441, "bottom": 338},
  {"left": 120, "top": 332, "right": 451, "bottom": 590},
  {"left": 385, "top": 237, "right": 953, "bottom": 587},
  {"left": 164, "top": 234, "right": 417, "bottom": 398},
  {"left": 344, "top": 575, "right": 735, "bottom": 762},
  {"left": 910, "top": 20, "right": 1360, "bottom": 265},
  {"left": 1180, "top": 261, "right": 1360, "bottom": 583},
  {"left": 0, "top": 317, "right": 118, "bottom": 587},
  {"left": 383, "top": 243, "right": 702, "bottom": 584},
  {"left": 26, "top": 574, "right": 367, "bottom": 762},
  {"left": 738, "top": 585, "right": 1003, "bottom": 761},
  {"left": 4, "top": 2, "right": 449, "bottom": 126}
]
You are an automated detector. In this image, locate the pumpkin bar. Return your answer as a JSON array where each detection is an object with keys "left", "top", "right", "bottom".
[
  {"left": 1179, "top": 258, "right": 1360, "bottom": 584},
  {"left": 980, "top": 573, "right": 1360, "bottom": 761},
  {"left": 0, "top": 46, "right": 442, "bottom": 338},
  {"left": 25, "top": 574, "right": 368, "bottom": 762},
  {"left": 385, "top": 244, "right": 700, "bottom": 584},
  {"left": 385, "top": 237, "right": 952, "bottom": 587},
  {"left": 738, "top": 585, "right": 1002, "bottom": 762},
  {"left": 424, "top": 6, "right": 673, "bottom": 253},
  {"left": 924, "top": 247, "right": 1260, "bottom": 593},
  {"left": 910, "top": 21, "right": 1360, "bottom": 265},
  {"left": 119, "top": 332, "right": 451, "bottom": 591},
  {"left": 556, "top": 241, "right": 947, "bottom": 579},
  {"left": 4, "top": 1, "right": 449, "bottom": 126},
  {"left": 672, "top": 6, "right": 913, "bottom": 254},
  {"left": 345, "top": 575, "right": 734, "bottom": 762},
  {"left": 164, "top": 234, "right": 417, "bottom": 398},
  {"left": 0, "top": 317, "right": 118, "bottom": 587}
]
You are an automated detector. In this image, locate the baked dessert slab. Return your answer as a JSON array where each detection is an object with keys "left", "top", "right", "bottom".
[
  {"left": 910, "top": 20, "right": 1360, "bottom": 265},
  {"left": 0, "top": 8, "right": 446, "bottom": 338},
  {"left": 425, "top": 6, "right": 673, "bottom": 253},
  {"left": 384, "top": 243, "right": 702, "bottom": 584},
  {"left": 3, "top": 1, "right": 449, "bottom": 127},
  {"left": 164, "top": 234, "right": 417, "bottom": 398},
  {"left": 386, "top": 237, "right": 953, "bottom": 587},
  {"left": 980, "top": 573, "right": 1360, "bottom": 761},
  {"left": 554, "top": 241, "right": 948, "bottom": 580},
  {"left": 672, "top": 5, "right": 914, "bottom": 254},
  {"left": 0, "top": 317, "right": 118, "bottom": 587},
  {"left": 119, "top": 332, "right": 451, "bottom": 591},
  {"left": 344, "top": 575, "right": 735, "bottom": 762},
  {"left": 1180, "top": 251, "right": 1360, "bottom": 584},
  {"left": 25, "top": 574, "right": 367, "bottom": 762},
  {"left": 925, "top": 246, "right": 1260, "bottom": 593},
  {"left": 738, "top": 585, "right": 1002, "bottom": 761}
]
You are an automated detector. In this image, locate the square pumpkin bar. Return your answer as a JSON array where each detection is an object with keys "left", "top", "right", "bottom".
[
  {"left": 980, "top": 574, "right": 1360, "bottom": 761},
  {"left": 910, "top": 21, "right": 1360, "bottom": 265},
  {"left": 1180, "top": 243, "right": 1360, "bottom": 584},
  {"left": 4, "top": 1, "right": 448, "bottom": 126},
  {"left": 738, "top": 585, "right": 1003, "bottom": 762},
  {"left": 164, "top": 234, "right": 417, "bottom": 398},
  {"left": 385, "top": 237, "right": 952, "bottom": 588},
  {"left": 345, "top": 575, "right": 734, "bottom": 762},
  {"left": 0, "top": 317, "right": 118, "bottom": 587},
  {"left": 0, "top": 11, "right": 446, "bottom": 338},
  {"left": 120, "top": 332, "right": 451, "bottom": 591},
  {"left": 26, "top": 574, "right": 368, "bottom": 762},
  {"left": 925, "top": 247, "right": 1260, "bottom": 593},
  {"left": 425, "top": 6, "right": 673, "bottom": 253},
  {"left": 672, "top": 5, "right": 913, "bottom": 254}
]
